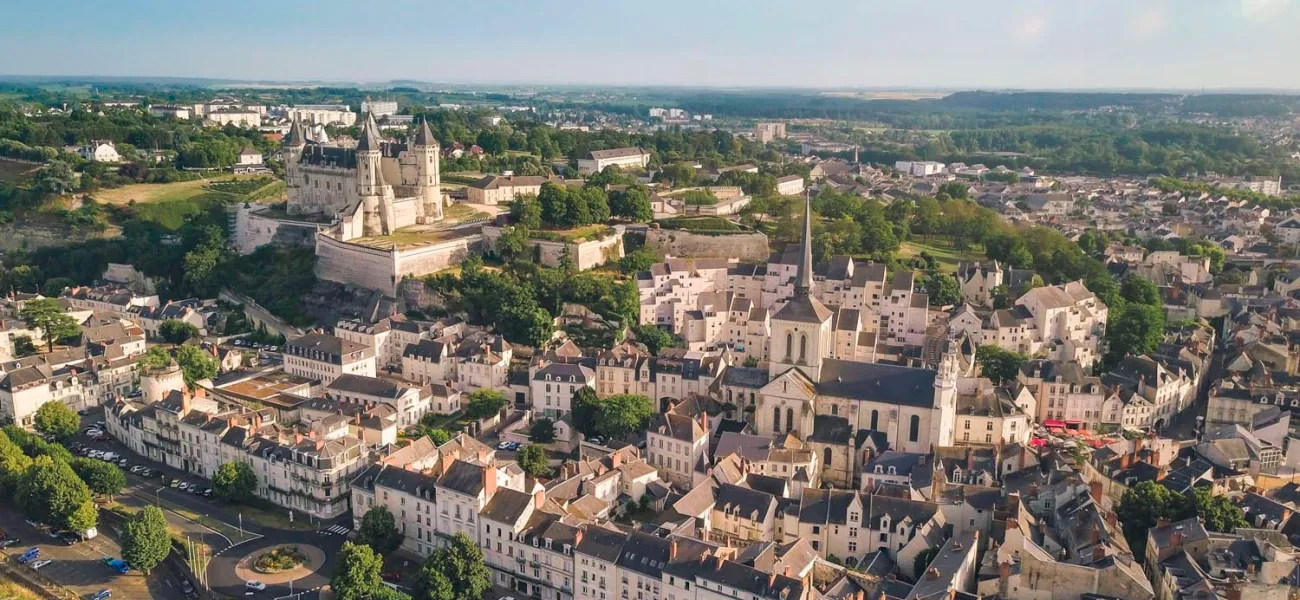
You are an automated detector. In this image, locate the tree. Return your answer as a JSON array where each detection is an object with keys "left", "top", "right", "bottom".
[
  {"left": 464, "top": 389, "right": 508, "bottom": 420},
  {"left": 20, "top": 298, "right": 80, "bottom": 351},
  {"left": 656, "top": 163, "right": 694, "bottom": 187},
  {"left": 619, "top": 247, "right": 658, "bottom": 274},
  {"left": 742, "top": 356, "right": 760, "bottom": 368},
  {"left": 1116, "top": 481, "right": 1185, "bottom": 558},
  {"left": 122, "top": 506, "right": 171, "bottom": 574},
  {"left": 569, "top": 387, "right": 600, "bottom": 436},
  {"left": 631, "top": 324, "right": 674, "bottom": 355},
  {"left": 914, "top": 547, "right": 940, "bottom": 579},
  {"left": 12, "top": 336, "right": 38, "bottom": 358},
  {"left": 922, "top": 272, "right": 962, "bottom": 306},
  {"left": 1120, "top": 274, "right": 1161, "bottom": 307},
  {"left": 976, "top": 346, "right": 1028, "bottom": 384},
  {"left": 515, "top": 445, "right": 550, "bottom": 478},
  {"left": 0, "top": 432, "right": 32, "bottom": 502},
  {"left": 427, "top": 428, "right": 451, "bottom": 446},
  {"left": 529, "top": 418, "right": 557, "bottom": 443},
  {"left": 594, "top": 394, "right": 653, "bottom": 440},
  {"left": 158, "top": 319, "right": 200, "bottom": 345},
  {"left": 496, "top": 225, "right": 532, "bottom": 262},
  {"left": 332, "top": 541, "right": 389, "bottom": 600},
  {"left": 1106, "top": 304, "right": 1165, "bottom": 363},
  {"left": 510, "top": 194, "right": 543, "bottom": 230},
  {"left": 414, "top": 532, "right": 491, "bottom": 600},
  {"left": 609, "top": 185, "right": 653, "bottom": 222},
  {"left": 33, "top": 401, "right": 80, "bottom": 441},
  {"left": 358, "top": 506, "right": 405, "bottom": 555},
  {"left": 66, "top": 500, "right": 98, "bottom": 534},
  {"left": 1185, "top": 487, "right": 1246, "bottom": 533},
  {"left": 15, "top": 455, "right": 93, "bottom": 529},
  {"left": 70, "top": 457, "right": 126, "bottom": 498},
  {"left": 173, "top": 345, "right": 219, "bottom": 387},
  {"left": 212, "top": 461, "right": 257, "bottom": 504},
  {"left": 990, "top": 285, "right": 1011, "bottom": 309}
]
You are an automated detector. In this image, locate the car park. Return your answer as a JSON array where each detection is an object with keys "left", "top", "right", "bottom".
[
  {"left": 60, "top": 532, "right": 81, "bottom": 545},
  {"left": 0, "top": 538, "right": 20, "bottom": 548},
  {"left": 102, "top": 557, "right": 129, "bottom": 574},
  {"left": 18, "top": 548, "right": 39, "bottom": 564}
]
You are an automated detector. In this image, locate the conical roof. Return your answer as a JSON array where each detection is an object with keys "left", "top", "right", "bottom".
[
  {"left": 414, "top": 118, "right": 436, "bottom": 147},
  {"left": 356, "top": 112, "right": 381, "bottom": 152},
  {"left": 283, "top": 115, "right": 305, "bottom": 147}
]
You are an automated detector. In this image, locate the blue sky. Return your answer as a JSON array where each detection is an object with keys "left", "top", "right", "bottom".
[{"left": 4, "top": 0, "right": 1298, "bottom": 89}]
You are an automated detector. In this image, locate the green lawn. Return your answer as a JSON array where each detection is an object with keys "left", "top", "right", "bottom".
[
  {"left": 531, "top": 224, "right": 615, "bottom": 243},
  {"left": 899, "top": 240, "right": 985, "bottom": 273}
]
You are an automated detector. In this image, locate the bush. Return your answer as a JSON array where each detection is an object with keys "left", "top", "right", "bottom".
[
  {"left": 656, "top": 216, "right": 742, "bottom": 232},
  {"left": 255, "top": 546, "right": 307, "bottom": 572}
]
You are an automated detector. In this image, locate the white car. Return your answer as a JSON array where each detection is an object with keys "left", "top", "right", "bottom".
[
  {"left": 246, "top": 580, "right": 266, "bottom": 591},
  {"left": 129, "top": 466, "right": 145, "bottom": 474},
  {"left": 29, "top": 559, "right": 51, "bottom": 570}
]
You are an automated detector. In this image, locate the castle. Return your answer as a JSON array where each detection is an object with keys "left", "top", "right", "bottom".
[{"left": 282, "top": 113, "right": 443, "bottom": 241}]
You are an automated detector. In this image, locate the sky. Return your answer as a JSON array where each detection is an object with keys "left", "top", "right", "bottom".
[{"left": 3, "top": 0, "right": 1299, "bottom": 90}]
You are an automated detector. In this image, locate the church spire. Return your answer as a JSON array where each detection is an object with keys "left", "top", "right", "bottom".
[
  {"left": 794, "top": 190, "right": 814, "bottom": 296},
  {"left": 356, "top": 112, "right": 381, "bottom": 152}
]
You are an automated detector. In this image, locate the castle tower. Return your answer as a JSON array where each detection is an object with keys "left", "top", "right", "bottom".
[
  {"left": 412, "top": 118, "right": 443, "bottom": 222},
  {"left": 768, "top": 192, "right": 833, "bottom": 382},
  {"left": 356, "top": 112, "right": 392, "bottom": 236},
  {"left": 282, "top": 115, "right": 306, "bottom": 210},
  {"left": 931, "top": 341, "right": 960, "bottom": 448}
]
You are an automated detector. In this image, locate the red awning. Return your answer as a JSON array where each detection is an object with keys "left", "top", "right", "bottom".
[{"left": 1044, "top": 420, "right": 1066, "bottom": 428}]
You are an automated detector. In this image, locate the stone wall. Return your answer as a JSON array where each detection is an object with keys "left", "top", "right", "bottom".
[
  {"left": 644, "top": 228, "right": 769, "bottom": 262},
  {"left": 482, "top": 226, "right": 624, "bottom": 271},
  {"left": 218, "top": 289, "right": 305, "bottom": 340},
  {"left": 233, "top": 204, "right": 323, "bottom": 255},
  {"left": 315, "top": 235, "right": 400, "bottom": 294}
]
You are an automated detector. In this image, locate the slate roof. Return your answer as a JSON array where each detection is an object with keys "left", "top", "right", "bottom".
[
  {"left": 816, "top": 360, "right": 938, "bottom": 407},
  {"left": 481, "top": 488, "right": 535, "bottom": 524},
  {"left": 437, "top": 460, "right": 486, "bottom": 496},
  {"left": 327, "top": 374, "right": 406, "bottom": 399}
]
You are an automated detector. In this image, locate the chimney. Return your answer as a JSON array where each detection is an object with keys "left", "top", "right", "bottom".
[
  {"left": 768, "top": 572, "right": 776, "bottom": 588},
  {"left": 926, "top": 567, "right": 940, "bottom": 580},
  {"left": 483, "top": 464, "right": 498, "bottom": 499},
  {"left": 1156, "top": 517, "right": 1171, "bottom": 529},
  {"left": 180, "top": 389, "right": 192, "bottom": 415},
  {"left": 611, "top": 452, "right": 622, "bottom": 469},
  {"left": 1089, "top": 524, "right": 1100, "bottom": 545},
  {"left": 295, "top": 432, "right": 304, "bottom": 445},
  {"left": 1120, "top": 454, "right": 1132, "bottom": 469},
  {"left": 1106, "top": 511, "right": 1118, "bottom": 529},
  {"left": 1089, "top": 480, "right": 1103, "bottom": 502},
  {"left": 1171, "top": 528, "right": 1184, "bottom": 547},
  {"left": 534, "top": 488, "right": 545, "bottom": 510},
  {"left": 700, "top": 411, "right": 708, "bottom": 432},
  {"left": 670, "top": 540, "right": 678, "bottom": 560}
]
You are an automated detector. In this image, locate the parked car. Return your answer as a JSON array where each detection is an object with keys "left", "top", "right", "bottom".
[
  {"left": 60, "top": 532, "right": 81, "bottom": 545},
  {"left": 0, "top": 538, "right": 21, "bottom": 549},
  {"left": 129, "top": 466, "right": 145, "bottom": 474},
  {"left": 117, "top": 459, "right": 128, "bottom": 468},
  {"left": 93, "top": 590, "right": 112, "bottom": 600},
  {"left": 177, "top": 482, "right": 190, "bottom": 491},
  {"left": 245, "top": 580, "right": 266, "bottom": 591},
  {"left": 181, "top": 580, "right": 194, "bottom": 595},
  {"left": 496, "top": 441, "right": 511, "bottom": 450},
  {"left": 170, "top": 479, "right": 181, "bottom": 488},
  {"left": 102, "top": 557, "right": 129, "bottom": 574},
  {"left": 17, "top": 548, "right": 39, "bottom": 564},
  {"left": 29, "top": 559, "right": 51, "bottom": 570}
]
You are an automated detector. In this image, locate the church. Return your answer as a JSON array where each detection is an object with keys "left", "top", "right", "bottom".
[
  {"left": 282, "top": 112, "right": 444, "bottom": 241},
  {"left": 753, "top": 196, "right": 966, "bottom": 454}
]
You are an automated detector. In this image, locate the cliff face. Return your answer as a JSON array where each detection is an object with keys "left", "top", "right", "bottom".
[{"left": 644, "top": 228, "right": 770, "bottom": 262}]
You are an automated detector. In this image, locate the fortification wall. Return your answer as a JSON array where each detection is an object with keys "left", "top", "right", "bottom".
[
  {"left": 315, "top": 235, "right": 399, "bottom": 294},
  {"left": 482, "top": 226, "right": 624, "bottom": 271},
  {"left": 644, "top": 228, "right": 769, "bottom": 262},
  {"left": 233, "top": 205, "right": 322, "bottom": 255},
  {"left": 393, "top": 234, "right": 482, "bottom": 283}
]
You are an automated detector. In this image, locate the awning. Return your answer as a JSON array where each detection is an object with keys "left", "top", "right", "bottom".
[{"left": 1044, "top": 420, "right": 1066, "bottom": 428}]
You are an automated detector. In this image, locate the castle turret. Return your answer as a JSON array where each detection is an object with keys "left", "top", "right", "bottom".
[
  {"left": 282, "top": 115, "right": 306, "bottom": 184},
  {"left": 356, "top": 112, "right": 391, "bottom": 236},
  {"left": 412, "top": 118, "right": 443, "bottom": 222}
]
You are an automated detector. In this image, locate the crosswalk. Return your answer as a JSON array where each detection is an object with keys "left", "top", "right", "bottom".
[{"left": 322, "top": 524, "right": 350, "bottom": 536}]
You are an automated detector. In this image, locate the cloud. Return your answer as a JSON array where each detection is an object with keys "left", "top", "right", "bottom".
[
  {"left": 1128, "top": 5, "right": 1169, "bottom": 38},
  {"left": 1241, "top": 0, "right": 1291, "bottom": 21}
]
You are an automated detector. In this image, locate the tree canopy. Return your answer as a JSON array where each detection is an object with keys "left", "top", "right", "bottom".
[
  {"left": 20, "top": 298, "right": 80, "bottom": 351},
  {"left": 122, "top": 506, "right": 171, "bottom": 574},
  {"left": 15, "top": 455, "right": 94, "bottom": 530},
  {"left": 412, "top": 532, "right": 491, "bottom": 600},
  {"left": 33, "top": 401, "right": 80, "bottom": 441},
  {"left": 212, "top": 460, "right": 257, "bottom": 504},
  {"left": 515, "top": 445, "right": 551, "bottom": 478},
  {"left": 358, "top": 506, "right": 405, "bottom": 556}
]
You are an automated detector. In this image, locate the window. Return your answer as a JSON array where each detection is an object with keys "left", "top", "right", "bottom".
[
  {"left": 786, "top": 408, "right": 794, "bottom": 432},
  {"left": 823, "top": 447, "right": 833, "bottom": 468},
  {"left": 870, "top": 410, "right": 879, "bottom": 430},
  {"left": 799, "top": 334, "right": 807, "bottom": 361},
  {"left": 908, "top": 415, "right": 920, "bottom": 442},
  {"left": 785, "top": 333, "right": 793, "bottom": 359}
]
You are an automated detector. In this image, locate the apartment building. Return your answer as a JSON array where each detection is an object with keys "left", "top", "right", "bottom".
[
  {"left": 284, "top": 332, "right": 376, "bottom": 385},
  {"left": 646, "top": 409, "right": 708, "bottom": 488},
  {"left": 324, "top": 374, "right": 429, "bottom": 428},
  {"left": 532, "top": 361, "right": 596, "bottom": 420},
  {"left": 577, "top": 147, "right": 650, "bottom": 174},
  {"left": 468, "top": 175, "right": 565, "bottom": 205},
  {"left": 63, "top": 285, "right": 159, "bottom": 317}
]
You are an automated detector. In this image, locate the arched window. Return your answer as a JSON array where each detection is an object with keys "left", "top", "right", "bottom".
[
  {"left": 786, "top": 408, "right": 795, "bottom": 432},
  {"left": 908, "top": 415, "right": 921, "bottom": 442},
  {"left": 772, "top": 407, "right": 781, "bottom": 433},
  {"left": 823, "top": 447, "right": 833, "bottom": 468},
  {"left": 831, "top": 404, "right": 838, "bottom": 416},
  {"left": 785, "top": 333, "right": 793, "bottom": 360},
  {"left": 727, "top": 389, "right": 733, "bottom": 403},
  {"left": 870, "top": 410, "right": 879, "bottom": 430},
  {"left": 799, "top": 334, "right": 807, "bottom": 362}
]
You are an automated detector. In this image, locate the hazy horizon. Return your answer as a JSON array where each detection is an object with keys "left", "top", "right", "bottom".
[{"left": 5, "top": 0, "right": 1299, "bottom": 90}]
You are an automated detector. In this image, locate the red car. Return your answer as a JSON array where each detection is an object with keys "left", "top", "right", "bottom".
[{"left": 382, "top": 572, "right": 402, "bottom": 582}]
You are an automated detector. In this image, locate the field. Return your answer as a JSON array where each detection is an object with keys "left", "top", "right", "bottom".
[
  {"left": 899, "top": 239, "right": 984, "bottom": 273},
  {"left": 94, "top": 176, "right": 281, "bottom": 231},
  {"left": 0, "top": 572, "right": 42, "bottom": 600}
]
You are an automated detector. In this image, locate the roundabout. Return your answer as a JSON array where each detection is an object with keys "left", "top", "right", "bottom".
[{"left": 235, "top": 544, "right": 327, "bottom": 584}]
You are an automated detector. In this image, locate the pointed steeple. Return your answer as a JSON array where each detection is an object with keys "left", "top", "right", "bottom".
[
  {"left": 414, "top": 117, "right": 436, "bottom": 147},
  {"left": 283, "top": 115, "right": 305, "bottom": 147},
  {"left": 356, "top": 112, "right": 380, "bottom": 152},
  {"left": 794, "top": 190, "right": 814, "bottom": 296}
]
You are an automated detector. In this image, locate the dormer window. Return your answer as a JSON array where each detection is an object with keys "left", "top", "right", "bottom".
[{"left": 545, "top": 538, "right": 553, "bottom": 549}]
